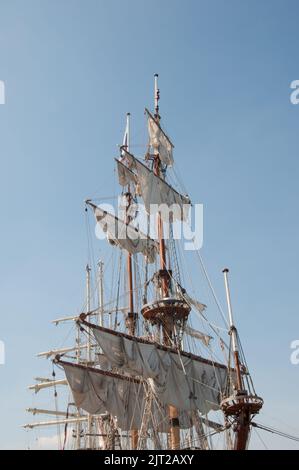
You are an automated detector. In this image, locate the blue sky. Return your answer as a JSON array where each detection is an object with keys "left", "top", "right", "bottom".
[{"left": 0, "top": 0, "right": 299, "bottom": 449}]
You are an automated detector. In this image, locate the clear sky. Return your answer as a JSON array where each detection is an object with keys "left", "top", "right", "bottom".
[{"left": 0, "top": 0, "right": 299, "bottom": 449}]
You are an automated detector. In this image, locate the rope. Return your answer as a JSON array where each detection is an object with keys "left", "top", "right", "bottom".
[
  {"left": 252, "top": 422, "right": 299, "bottom": 443},
  {"left": 195, "top": 249, "right": 229, "bottom": 329},
  {"left": 52, "top": 364, "right": 62, "bottom": 450}
]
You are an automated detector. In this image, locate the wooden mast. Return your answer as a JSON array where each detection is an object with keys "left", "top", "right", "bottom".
[
  {"left": 124, "top": 112, "right": 138, "bottom": 449},
  {"left": 222, "top": 268, "right": 263, "bottom": 450},
  {"left": 153, "top": 74, "right": 180, "bottom": 451},
  {"left": 86, "top": 264, "right": 93, "bottom": 449}
]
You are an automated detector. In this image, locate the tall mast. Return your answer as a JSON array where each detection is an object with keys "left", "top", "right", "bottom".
[
  {"left": 125, "top": 112, "right": 136, "bottom": 336},
  {"left": 152, "top": 75, "right": 180, "bottom": 450},
  {"left": 98, "top": 260, "right": 104, "bottom": 327},
  {"left": 222, "top": 269, "right": 243, "bottom": 391},
  {"left": 221, "top": 268, "right": 263, "bottom": 450},
  {"left": 124, "top": 112, "right": 138, "bottom": 450},
  {"left": 86, "top": 265, "right": 91, "bottom": 362},
  {"left": 86, "top": 265, "right": 93, "bottom": 449}
]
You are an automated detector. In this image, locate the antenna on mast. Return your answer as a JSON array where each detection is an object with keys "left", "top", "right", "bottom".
[{"left": 154, "top": 73, "right": 160, "bottom": 120}]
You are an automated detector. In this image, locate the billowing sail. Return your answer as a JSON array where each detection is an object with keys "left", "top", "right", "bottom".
[
  {"left": 59, "top": 360, "right": 145, "bottom": 430},
  {"left": 58, "top": 359, "right": 199, "bottom": 432},
  {"left": 146, "top": 108, "right": 174, "bottom": 166},
  {"left": 119, "top": 150, "right": 191, "bottom": 223},
  {"left": 80, "top": 319, "right": 229, "bottom": 415},
  {"left": 88, "top": 203, "right": 158, "bottom": 263}
]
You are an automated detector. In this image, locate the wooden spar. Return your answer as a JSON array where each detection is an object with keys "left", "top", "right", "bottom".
[
  {"left": 152, "top": 75, "right": 180, "bottom": 450},
  {"left": 28, "top": 379, "right": 68, "bottom": 393},
  {"left": 22, "top": 416, "right": 88, "bottom": 430},
  {"left": 86, "top": 265, "right": 93, "bottom": 449},
  {"left": 124, "top": 112, "right": 138, "bottom": 450},
  {"left": 79, "top": 317, "right": 230, "bottom": 371},
  {"left": 26, "top": 408, "right": 78, "bottom": 418},
  {"left": 55, "top": 357, "right": 141, "bottom": 383}
]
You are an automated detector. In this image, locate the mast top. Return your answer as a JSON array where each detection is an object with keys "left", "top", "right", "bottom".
[{"left": 154, "top": 74, "right": 160, "bottom": 121}]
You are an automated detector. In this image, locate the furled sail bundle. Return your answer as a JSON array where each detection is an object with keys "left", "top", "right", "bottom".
[
  {"left": 80, "top": 319, "right": 229, "bottom": 415},
  {"left": 183, "top": 293, "right": 207, "bottom": 314},
  {"left": 58, "top": 359, "right": 201, "bottom": 432},
  {"left": 117, "top": 150, "right": 191, "bottom": 223},
  {"left": 88, "top": 202, "right": 158, "bottom": 263},
  {"left": 185, "top": 325, "right": 212, "bottom": 347},
  {"left": 146, "top": 108, "right": 174, "bottom": 166}
]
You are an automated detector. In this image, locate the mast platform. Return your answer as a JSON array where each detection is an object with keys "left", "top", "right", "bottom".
[
  {"left": 141, "top": 297, "right": 191, "bottom": 325},
  {"left": 221, "top": 391, "right": 263, "bottom": 417}
]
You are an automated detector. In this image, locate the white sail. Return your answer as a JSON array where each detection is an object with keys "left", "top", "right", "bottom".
[
  {"left": 60, "top": 361, "right": 144, "bottom": 431},
  {"left": 146, "top": 108, "right": 174, "bottom": 166},
  {"left": 120, "top": 150, "right": 191, "bottom": 223},
  {"left": 90, "top": 204, "right": 158, "bottom": 263},
  {"left": 116, "top": 159, "right": 138, "bottom": 187},
  {"left": 59, "top": 360, "right": 197, "bottom": 432},
  {"left": 81, "top": 320, "right": 229, "bottom": 415}
]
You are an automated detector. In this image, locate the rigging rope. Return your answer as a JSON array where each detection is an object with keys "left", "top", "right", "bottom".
[{"left": 252, "top": 422, "right": 299, "bottom": 443}]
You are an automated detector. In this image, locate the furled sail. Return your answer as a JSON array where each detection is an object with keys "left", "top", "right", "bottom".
[
  {"left": 146, "top": 108, "right": 174, "bottom": 166},
  {"left": 80, "top": 319, "right": 229, "bottom": 415},
  {"left": 119, "top": 150, "right": 191, "bottom": 223},
  {"left": 57, "top": 359, "right": 198, "bottom": 432},
  {"left": 185, "top": 325, "right": 212, "bottom": 347},
  {"left": 183, "top": 293, "right": 207, "bottom": 314},
  {"left": 87, "top": 202, "right": 158, "bottom": 263}
]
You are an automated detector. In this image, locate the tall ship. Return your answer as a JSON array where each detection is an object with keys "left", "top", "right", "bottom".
[{"left": 23, "top": 75, "right": 266, "bottom": 450}]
